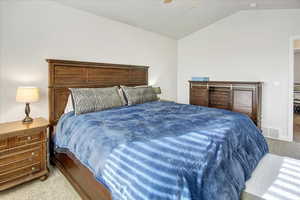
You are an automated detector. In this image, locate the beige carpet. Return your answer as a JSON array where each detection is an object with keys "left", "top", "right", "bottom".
[{"left": 0, "top": 167, "right": 80, "bottom": 200}]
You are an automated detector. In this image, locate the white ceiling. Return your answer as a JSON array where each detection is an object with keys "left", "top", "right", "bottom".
[{"left": 52, "top": 0, "right": 300, "bottom": 39}]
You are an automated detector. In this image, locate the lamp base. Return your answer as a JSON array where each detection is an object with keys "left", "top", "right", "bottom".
[
  {"left": 22, "top": 103, "right": 33, "bottom": 124},
  {"left": 22, "top": 116, "right": 33, "bottom": 124}
]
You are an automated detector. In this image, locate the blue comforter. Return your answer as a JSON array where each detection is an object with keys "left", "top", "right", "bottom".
[{"left": 55, "top": 101, "right": 268, "bottom": 200}]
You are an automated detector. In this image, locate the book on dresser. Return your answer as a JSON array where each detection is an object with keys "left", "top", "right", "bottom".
[
  {"left": 0, "top": 117, "right": 49, "bottom": 191},
  {"left": 189, "top": 81, "right": 262, "bottom": 128}
]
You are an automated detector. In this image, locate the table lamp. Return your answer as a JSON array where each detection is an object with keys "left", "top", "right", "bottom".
[{"left": 16, "top": 87, "right": 40, "bottom": 123}]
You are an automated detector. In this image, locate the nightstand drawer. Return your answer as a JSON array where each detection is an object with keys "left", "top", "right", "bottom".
[
  {"left": 0, "top": 148, "right": 41, "bottom": 173},
  {"left": 0, "top": 163, "right": 41, "bottom": 184},
  {"left": 14, "top": 129, "right": 43, "bottom": 147},
  {"left": 0, "top": 143, "right": 41, "bottom": 157},
  {"left": 0, "top": 138, "right": 9, "bottom": 151}
]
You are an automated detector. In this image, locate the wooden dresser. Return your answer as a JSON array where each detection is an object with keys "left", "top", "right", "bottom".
[
  {"left": 189, "top": 81, "right": 262, "bottom": 127},
  {"left": 0, "top": 117, "right": 49, "bottom": 191}
]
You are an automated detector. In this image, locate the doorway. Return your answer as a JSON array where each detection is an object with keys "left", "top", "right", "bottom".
[{"left": 293, "top": 40, "right": 300, "bottom": 142}]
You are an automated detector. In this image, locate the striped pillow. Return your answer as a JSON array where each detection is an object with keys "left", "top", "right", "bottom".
[
  {"left": 70, "top": 87, "right": 124, "bottom": 115},
  {"left": 121, "top": 86, "right": 158, "bottom": 106}
]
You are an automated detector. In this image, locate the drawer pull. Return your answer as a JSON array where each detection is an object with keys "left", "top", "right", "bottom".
[
  {"left": 32, "top": 167, "right": 36, "bottom": 171},
  {"left": 27, "top": 136, "right": 32, "bottom": 140},
  {"left": 31, "top": 152, "right": 35, "bottom": 156}
]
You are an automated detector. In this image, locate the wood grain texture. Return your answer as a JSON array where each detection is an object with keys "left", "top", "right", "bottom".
[
  {"left": 53, "top": 151, "right": 111, "bottom": 200},
  {"left": 0, "top": 118, "right": 49, "bottom": 191},
  {"left": 0, "top": 118, "right": 49, "bottom": 137},
  {"left": 190, "top": 85, "right": 209, "bottom": 106},
  {"left": 209, "top": 87, "right": 232, "bottom": 110},
  {"left": 189, "top": 81, "right": 262, "bottom": 128},
  {"left": 48, "top": 59, "right": 149, "bottom": 200},
  {"left": 48, "top": 59, "right": 149, "bottom": 126}
]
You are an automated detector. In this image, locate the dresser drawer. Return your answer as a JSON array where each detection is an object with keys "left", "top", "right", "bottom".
[
  {"left": 0, "top": 118, "right": 49, "bottom": 190},
  {"left": 0, "top": 163, "right": 41, "bottom": 184},
  {"left": 0, "top": 138, "right": 9, "bottom": 151},
  {"left": 0, "top": 143, "right": 42, "bottom": 157},
  {"left": 13, "top": 129, "right": 43, "bottom": 147},
  {"left": 0, "top": 148, "right": 41, "bottom": 173}
]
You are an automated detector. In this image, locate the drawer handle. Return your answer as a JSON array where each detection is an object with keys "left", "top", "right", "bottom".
[
  {"left": 27, "top": 136, "right": 32, "bottom": 140},
  {"left": 31, "top": 152, "right": 35, "bottom": 156},
  {"left": 32, "top": 167, "right": 36, "bottom": 171}
]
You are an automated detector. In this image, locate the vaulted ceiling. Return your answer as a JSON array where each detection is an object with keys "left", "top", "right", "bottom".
[{"left": 52, "top": 0, "right": 300, "bottom": 39}]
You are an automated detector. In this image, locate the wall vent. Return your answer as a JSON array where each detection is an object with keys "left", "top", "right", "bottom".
[
  {"left": 269, "top": 128, "right": 279, "bottom": 138},
  {"left": 261, "top": 127, "right": 280, "bottom": 139},
  {"left": 261, "top": 127, "right": 269, "bottom": 137}
]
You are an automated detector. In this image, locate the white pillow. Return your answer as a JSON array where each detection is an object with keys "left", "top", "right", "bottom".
[{"left": 64, "top": 95, "right": 74, "bottom": 114}]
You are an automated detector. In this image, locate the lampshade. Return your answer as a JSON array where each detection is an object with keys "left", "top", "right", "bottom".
[
  {"left": 16, "top": 87, "right": 40, "bottom": 103},
  {"left": 153, "top": 87, "right": 162, "bottom": 94},
  {"left": 295, "top": 40, "right": 300, "bottom": 49}
]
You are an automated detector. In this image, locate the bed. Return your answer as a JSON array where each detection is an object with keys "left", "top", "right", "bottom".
[{"left": 48, "top": 59, "right": 268, "bottom": 200}]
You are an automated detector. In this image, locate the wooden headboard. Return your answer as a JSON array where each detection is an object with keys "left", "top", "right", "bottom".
[{"left": 48, "top": 59, "right": 149, "bottom": 126}]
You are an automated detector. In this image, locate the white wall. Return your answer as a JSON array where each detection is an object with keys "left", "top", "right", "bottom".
[
  {"left": 295, "top": 53, "right": 300, "bottom": 83},
  {"left": 178, "top": 10, "right": 300, "bottom": 141},
  {"left": 0, "top": 3, "right": 4, "bottom": 122},
  {"left": 0, "top": 1, "right": 177, "bottom": 123}
]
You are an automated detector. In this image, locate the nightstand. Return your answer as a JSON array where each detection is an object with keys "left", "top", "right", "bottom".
[{"left": 0, "top": 117, "right": 49, "bottom": 191}]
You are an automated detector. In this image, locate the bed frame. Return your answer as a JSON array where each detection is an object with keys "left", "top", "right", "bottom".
[{"left": 47, "top": 59, "right": 149, "bottom": 200}]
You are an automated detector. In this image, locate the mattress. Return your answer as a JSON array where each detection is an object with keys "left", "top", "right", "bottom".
[{"left": 55, "top": 101, "right": 268, "bottom": 200}]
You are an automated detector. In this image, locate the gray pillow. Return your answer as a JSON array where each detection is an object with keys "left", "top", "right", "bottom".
[
  {"left": 121, "top": 86, "right": 158, "bottom": 106},
  {"left": 70, "top": 87, "right": 124, "bottom": 115}
]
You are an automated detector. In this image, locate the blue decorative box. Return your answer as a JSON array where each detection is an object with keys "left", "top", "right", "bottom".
[{"left": 191, "top": 77, "right": 209, "bottom": 81}]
